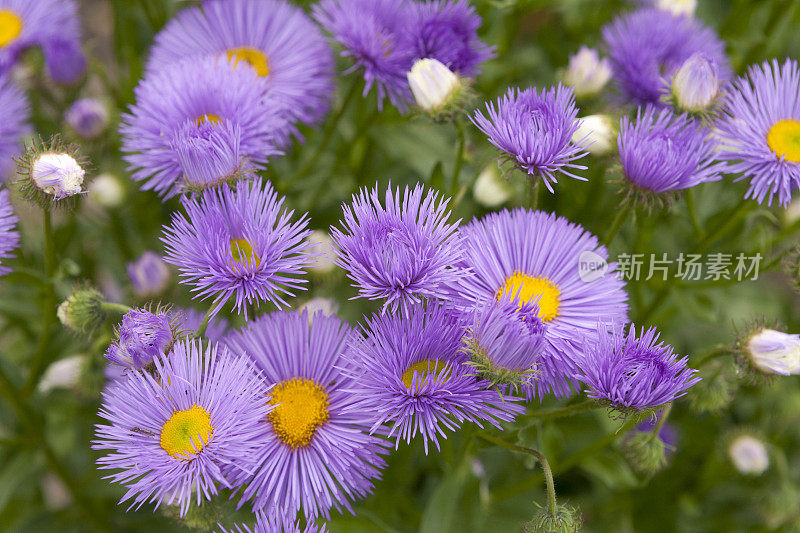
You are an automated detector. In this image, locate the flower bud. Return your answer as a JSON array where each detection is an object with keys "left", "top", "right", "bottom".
[
  {"left": 17, "top": 136, "right": 87, "bottom": 209},
  {"left": 127, "top": 251, "right": 171, "bottom": 298},
  {"left": 308, "top": 230, "right": 336, "bottom": 274},
  {"left": 57, "top": 286, "right": 105, "bottom": 333},
  {"left": 38, "top": 355, "right": 86, "bottom": 393},
  {"left": 407, "top": 58, "right": 462, "bottom": 114},
  {"left": 473, "top": 164, "right": 513, "bottom": 207},
  {"left": 622, "top": 431, "right": 667, "bottom": 476},
  {"left": 88, "top": 173, "right": 125, "bottom": 209},
  {"left": 573, "top": 115, "right": 616, "bottom": 156},
  {"left": 728, "top": 435, "right": 769, "bottom": 475},
  {"left": 65, "top": 98, "right": 109, "bottom": 139},
  {"left": 745, "top": 328, "right": 800, "bottom": 376},
  {"left": 671, "top": 53, "right": 720, "bottom": 112},
  {"left": 299, "top": 297, "right": 340, "bottom": 322},
  {"left": 106, "top": 308, "right": 177, "bottom": 370},
  {"left": 656, "top": 0, "right": 697, "bottom": 17},
  {"left": 523, "top": 504, "right": 582, "bottom": 533},
  {"left": 563, "top": 47, "right": 611, "bottom": 98}
]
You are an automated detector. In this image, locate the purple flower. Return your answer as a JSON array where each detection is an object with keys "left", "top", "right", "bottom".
[
  {"left": 223, "top": 310, "right": 388, "bottom": 520},
  {"left": 173, "top": 307, "right": 229, "bottom": 343},
  {"left": 120, "top": 57, "right": 285, "bottom": 199},
  {"left": 105, "top": 309, "right": 176, "bottom": 370},
  {"left": 162, "top": 179, "right": 313, "bottom": 317},
  {"left": 0, "top": 0, "right": 86, "bottom": 83},
  {"left": 314, "top": 0, "right": 415, "bottom": 109},
  {"left": 618, "top": 106, "right": 725, "bottom": 194},
  {"left": 65, "top": 98, "right": 109, "bottom": 139},
  {"left": 220, "top": 512, "right": 328, "bottom": 533},
  {"left": 127, "top": 251, "right": 171, "bottom": 298},
  {"left": 0, "top": 188, "right": 19, "bottom": 277},
  {"left": 93, "top": 339, "right": 269, "bottom": 517},
  {"left": 455, "top": 209, "right": 629, "bottom": 399},
  {"left": 715, "top": 59, "right": 800, "bottom": 207},
  {"left": 343, "top": 302, "right": 524, "bottom": 453},
  {"left": 171, "top": 120, "right": 254, "bottom": 190},
  {"left": 0, "top": 72, "right": 29, "bottom": 179},
  {"left": 407, "top": 0, "right": 493, "bottom": 77},
  {"left": 330, "top": 183, "right": 464, "bottom": 315},
  {"left": 636, "top": 413, "right": 679, "bottom": 452},
  {"left": 580, "top": 323, "right": 701, "bottom": 410},
  {"left": 602, "top": 8, "right": 730, "bottom": 106},
  {"left": 146, "top": 0, "right": 334, "bottom": 146},
  {"left": 472, "top": 85, "right": 588, "bottom": 191}
]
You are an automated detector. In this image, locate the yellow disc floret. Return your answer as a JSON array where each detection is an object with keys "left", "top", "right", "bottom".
[
  {"left": 497, "top": 271, "right": 561, "bottom": 322},
  {"left": 227, "top": 47, "right": 270, "bottom": 77},
  {"left": 0, "top": 11, "right": 22, "bottom": 48},
  {"left": 160, "top": 405, "right": 214, "bottom": 460},
  {"left": 402, "top": 359, "right": 451, "bottom": 390},
  {"left": 230, "top": 238, "right": 260, "bottom": 271},
  {"left": 268, "top": 378, "right": 330, "bottom": 449},
  {"left": 195, "top": 113, "right": 221, "bottom": 126},
  {"left": 767, "top": 119, "right": 800, "bottom": 163}
]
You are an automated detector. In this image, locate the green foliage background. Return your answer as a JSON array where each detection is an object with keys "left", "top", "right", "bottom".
[{"left": 1, "top": 0, "right": 800, "bottom": 531}]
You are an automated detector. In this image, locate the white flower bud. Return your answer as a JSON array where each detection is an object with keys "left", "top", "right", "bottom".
[
  {"left": 299, "top": 297, "right": 339, "bottom": 322},
  {"left": 32, "top": 153, "right": 85, "bottom": 200},
  {"left": 563, "top": 47, "right": 611, "bottom": 98},
  {"left": 473, "top": 165, "right": 513, "bottom": 208},
  {"left": 38, "top": 355, "right": 85, "bottom": 393},
  {"left": 728, "top": 435, "right": 769, "bottom": 475},
  {"left": 407, "top": 58, "right": 461, "bottom": 112},
  {"left": 746, "top": 329, "right": 800, "bottom": 375},
  {"left": 308, "top": 230, "right": 336, "bottom": 274},
  {"left": 573, "top": 114, "right": 616, "bottom": 155},
  {"left": 656, "top": 0, "right": 697, "bottom": 17},
  {"left": 88, "top": 173, "right": 125, "bottom": 208},
  {"left": 672, "top": 53, "right": 720, "bottom": 112}
]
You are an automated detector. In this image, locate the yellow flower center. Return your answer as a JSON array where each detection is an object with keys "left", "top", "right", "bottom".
[
  {"left": 227, "top": 46, "right": 270, "bottom": 77},
  {"left": 497, "top": 271, "right": 561, "bottom": 322},
  {"left": 767, "top": 119, "right": 800, "bottom": 163},
  {"left": 401, "top": 359, "right": 451, "bottom": 390},
  {"left": 268, "top": 378, "right": 330, "bottom": 449},
  {"left": 0, "top": 11, "right": 22, "bottom": 48},
  {"left": 195, "top": 113, "right": 221, "bottom": 126},
  {"left": 230, "top": 238, "right": 260, "bottom": 271},
  {"left": 160, "top": 405, "right": 214, "bottom": 460}
]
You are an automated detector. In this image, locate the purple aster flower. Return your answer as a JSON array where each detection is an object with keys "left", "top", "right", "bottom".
[
  {"left": 127, "top": 251, "right": 171, "bottom": 298},
  {"left": 220, "top": 511, "right": 328, "bottom": 533},
  {"left": 64, "top": 97, "right": 109, "bottom": 139},
  {"left": 0, "top": 187, "right": 19, "bottom": 277},
  {"left": 93, "top": 339, "right": 269, "bottom": 517},
  {"left": 173, "top": 307, "right": 229, "bottom": 344},
  {"left": 330, "top": 183, "right": 464, "bottom": 315},
  {"left": 120, "top": 56, "right": 285, "bottom": 198},
  {"left": 471, "top": 85, "right": 588, "bottom": 191},
  {"left": 314, "top": 0, "right": 415, "bottom": 110},
  {"left": 407, "top": 0, "right": 493, "bottom": 77},
  {"left": 715, "top": 59, "right": 800, "bottom": 207},
  {"left": 636, "top": 412, "right": 679, "bottom": 453},
  {"left": 343, "top": 302, "right": 524, "bottom": 453},
  {"left": 162, "top": 179, "right": 313, "bottom": 317},
  {"left": 0, "top": 0, "right": 86, "bottom": 82},
  {"left": 455, "top": 209, "right": 629, "bottom": 399},
  {"left": 105, "top": 308, "right": 177, "bottom": 370},
  {"left": 146, "top": 0, "right": 334, "bottom": 146},
  {"left": 171, "top": 120, "right": 254, "bottom": 191},
  {"left": 602, "top": 8, "right": 730, "bottom": 106},
  {"left": 224, "top": 309, "right": 388, "bottom": 520},
  {"left": 0, "top": 72, "right": 29, "bottom": 180},
  {"left": 618, "top": 106, "right": 725, "bottom": 197},
  {"left": 580, "top": 323, "right": 701, "bottom": 411}
]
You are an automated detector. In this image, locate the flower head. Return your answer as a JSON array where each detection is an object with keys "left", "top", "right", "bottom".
[
  {"left": 88, "top": 173, "right": 125, "bottom": 209},
  {"left": 456, "top": 209, "right": 629, "bottom": 399},
  {"left": 343, "top": 302, "right": 524, "bottom": 453},
  {"left": 715, "top": 59, "right": 800, "bottom": 207},
  {"left": 472, "top": 85, "right": 588, "bottom": 191},
  {"left": 563, "top": 47, "right": 612, "bottom": 98},
  {"left": 742, "top": 328, "right": 800, "bottom": 376},
  {"left": 573, "top": 114, "right": 616, "bottom": 156},
  {"left": 224, "top": 310, "right": 387, "bottom": 520},
  {"left": 602, "top": 8, "right": 730, "bottom": 106},
  {"left": 93, "top": 339, "right": 268, "bottom": 517},
  {"left": 120, "top": 56, "right": 285, "bottom": 199},
  {"left": 65, "top": 98, "right": 109, "bottom": 139},
  {"left": 127, "top": 251, "right": 170, "bottom": 299},
  {"left": 16, "top": 136, "right": 86, "bottom": 208},
  {"left": 330, "top": 183, "right": 463, "bottom": 314},
  {"left": 57, "top": 285, "right": 105, "bottom": 333},
  {"left": 105, "top": 308, "right": 178, "bottom": 371},
  {"left": 728, "top": 434, "right": 769, "bottom": 475},
  {"left": 0, "top": 72, "right": 29, "bottom": 179},
  {"left": 580, "top": 323, "right": 700, "bottom": 412},
  {"left": 670, "top": 52, "right": 721, "bottom": 113},
  {"left": 162, "top": 179, "right": 313, "bottom": 317},
  {"left": 0, "top": 187, "right": 17, "bottom": 277},
  {"left": 146, "top": 0, "right": 334, "bottom": 146},
  {"left": 407, "top": 58, "right": 462, "bottom": 114}
]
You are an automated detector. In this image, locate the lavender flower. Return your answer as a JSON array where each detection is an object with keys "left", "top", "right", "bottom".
[
  {"left": 221, "top": 512, "right": 328, "bottom": 533},
  {"left": 715, "top": 59, "right": 800, "bottom": 207},
  {"left": 670, "top": 52, "right": 721, "bottom": 113},
  {"left": 618, "top": 106, "right": 725, "bottom": 199},
  {"left": 343, "top": 302, "right": 525, "bottom": 453},
  {"left": 563, "top": 47, "right": 612, "bottom": 98},
  {"left": 42, "top": 37, "right": 86, "bottom": 84},
  {"left": 0, "top": 72, "right": 29, "bottom": 179},
  {"left": 127, "top": 251, "right": 170, "bottom": 298},
  {"left": 161, "top": 179, "right": 313, "bottom": 317},
  {"left": 171, "top": 120, "right": 253, "bottom": 191},
  {"left": 330, "top": 183, "right": 464, "bottom": 314},
  {"left": 580, "top": 323, "right": 701, "bottom": 411},
  {"left": 146, "top": 0, "right": 334, "bottom": 146},
  {"left": 602, "top": 8, "right": 730, "bottom": 106},
  {"left": 456, "top": 209, "right": 629, "bottom": 399},
  {"left": 224, "top": 310, "right": 388, "bottom": 520},
  {"left": 0, "top": 187, "right": 19, "bottom": 277},
  {"left": 472, "top": 85, "right": 588, "bottom": 191},
  {"left": 93, "top": 339, "right": 268, "bottom": 517},
  {"left": 65, "top": 98, "right": 109, "bottom": 139},
  {"left": 120, "top": 57, "right": 285, "bottom": 198},
  {"left": 105, "top": 308, "right": 177, "bottom": 370}
]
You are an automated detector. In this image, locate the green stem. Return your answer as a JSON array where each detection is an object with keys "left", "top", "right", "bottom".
[
  {"left": 695, "top": 197, "right": 753, "bottom": 253},
  {"left": 602, "top": 202, "right": 632, "bottom": 246},
  {"left": 191, "top": 294, "right": 227, "bottom": 339},
  {"left": 476, "top": 431, "right": 557, "bottom": 515},
  {"left": 452, "top": 118, "right": 466, "bottom": 191},
  {"left": 685, "top": 189, "right": 703, "bottom": 240},
  {"left": 529, "top": 179, "right": 541, "bottom": 210},
  {"left": 100, "top": 301, "right": 132, "bottom": 314},
  {"left": 649, "top": 402, "right": 672, "bottom": 441},
  {"left": 527, "top": 399, "right": 599, "bottom": 420},
  {"left": 694, "top": 345, "right": 730, "bottom": 368}
]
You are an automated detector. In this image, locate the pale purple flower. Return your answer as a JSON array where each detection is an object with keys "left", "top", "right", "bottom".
[{"left": 127, "top": 251, "right": 171, "bottom": 298}]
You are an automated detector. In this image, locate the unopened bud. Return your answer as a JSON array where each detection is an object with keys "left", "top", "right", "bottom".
[
  {"left": 622, "top": 432, "right": 667, "bottom": 476},
  {"left": 65, "top": 98, "right": 109, "bottom": 139},
  {"left": 573, "top": 115, "right": 616, "bottom": 155},
  {"left": 473, "top": 164, "right": 513, "bottom": 207},
  {"left": 656, "top": 0, "right": 696, "bottom": 17},
  {"left": 563, "top": 47, "right": 611, "bottom": 98},
  {"left": 407, "top": 58, "right": 462, "bottom": 114},
  {"left": 671, "top": 53, "right": 720, "bottom": 112},
  {"left": 745, "top": 328, "right": 800, "bottom": 376},
  {"left": 523, "top": 503, "right": 583, "bottom": 533},
  {"left": 88, "top": 173, "right": 125, "bottom": 208},
  {"left": 728, "top": 435, "right": 769, "bottom": 475},
  {"left": 57, "top": 286, "right": 105, "bottom": 333}
]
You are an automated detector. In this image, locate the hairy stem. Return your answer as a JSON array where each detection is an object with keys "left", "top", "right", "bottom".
[{"left": 602, "top": 202, "right": 632, "bottom": 246}]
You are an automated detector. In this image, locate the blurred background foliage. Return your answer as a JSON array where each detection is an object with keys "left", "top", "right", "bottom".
[{"left": 1, "top": 0, "right": 800, "bottom": 531}]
